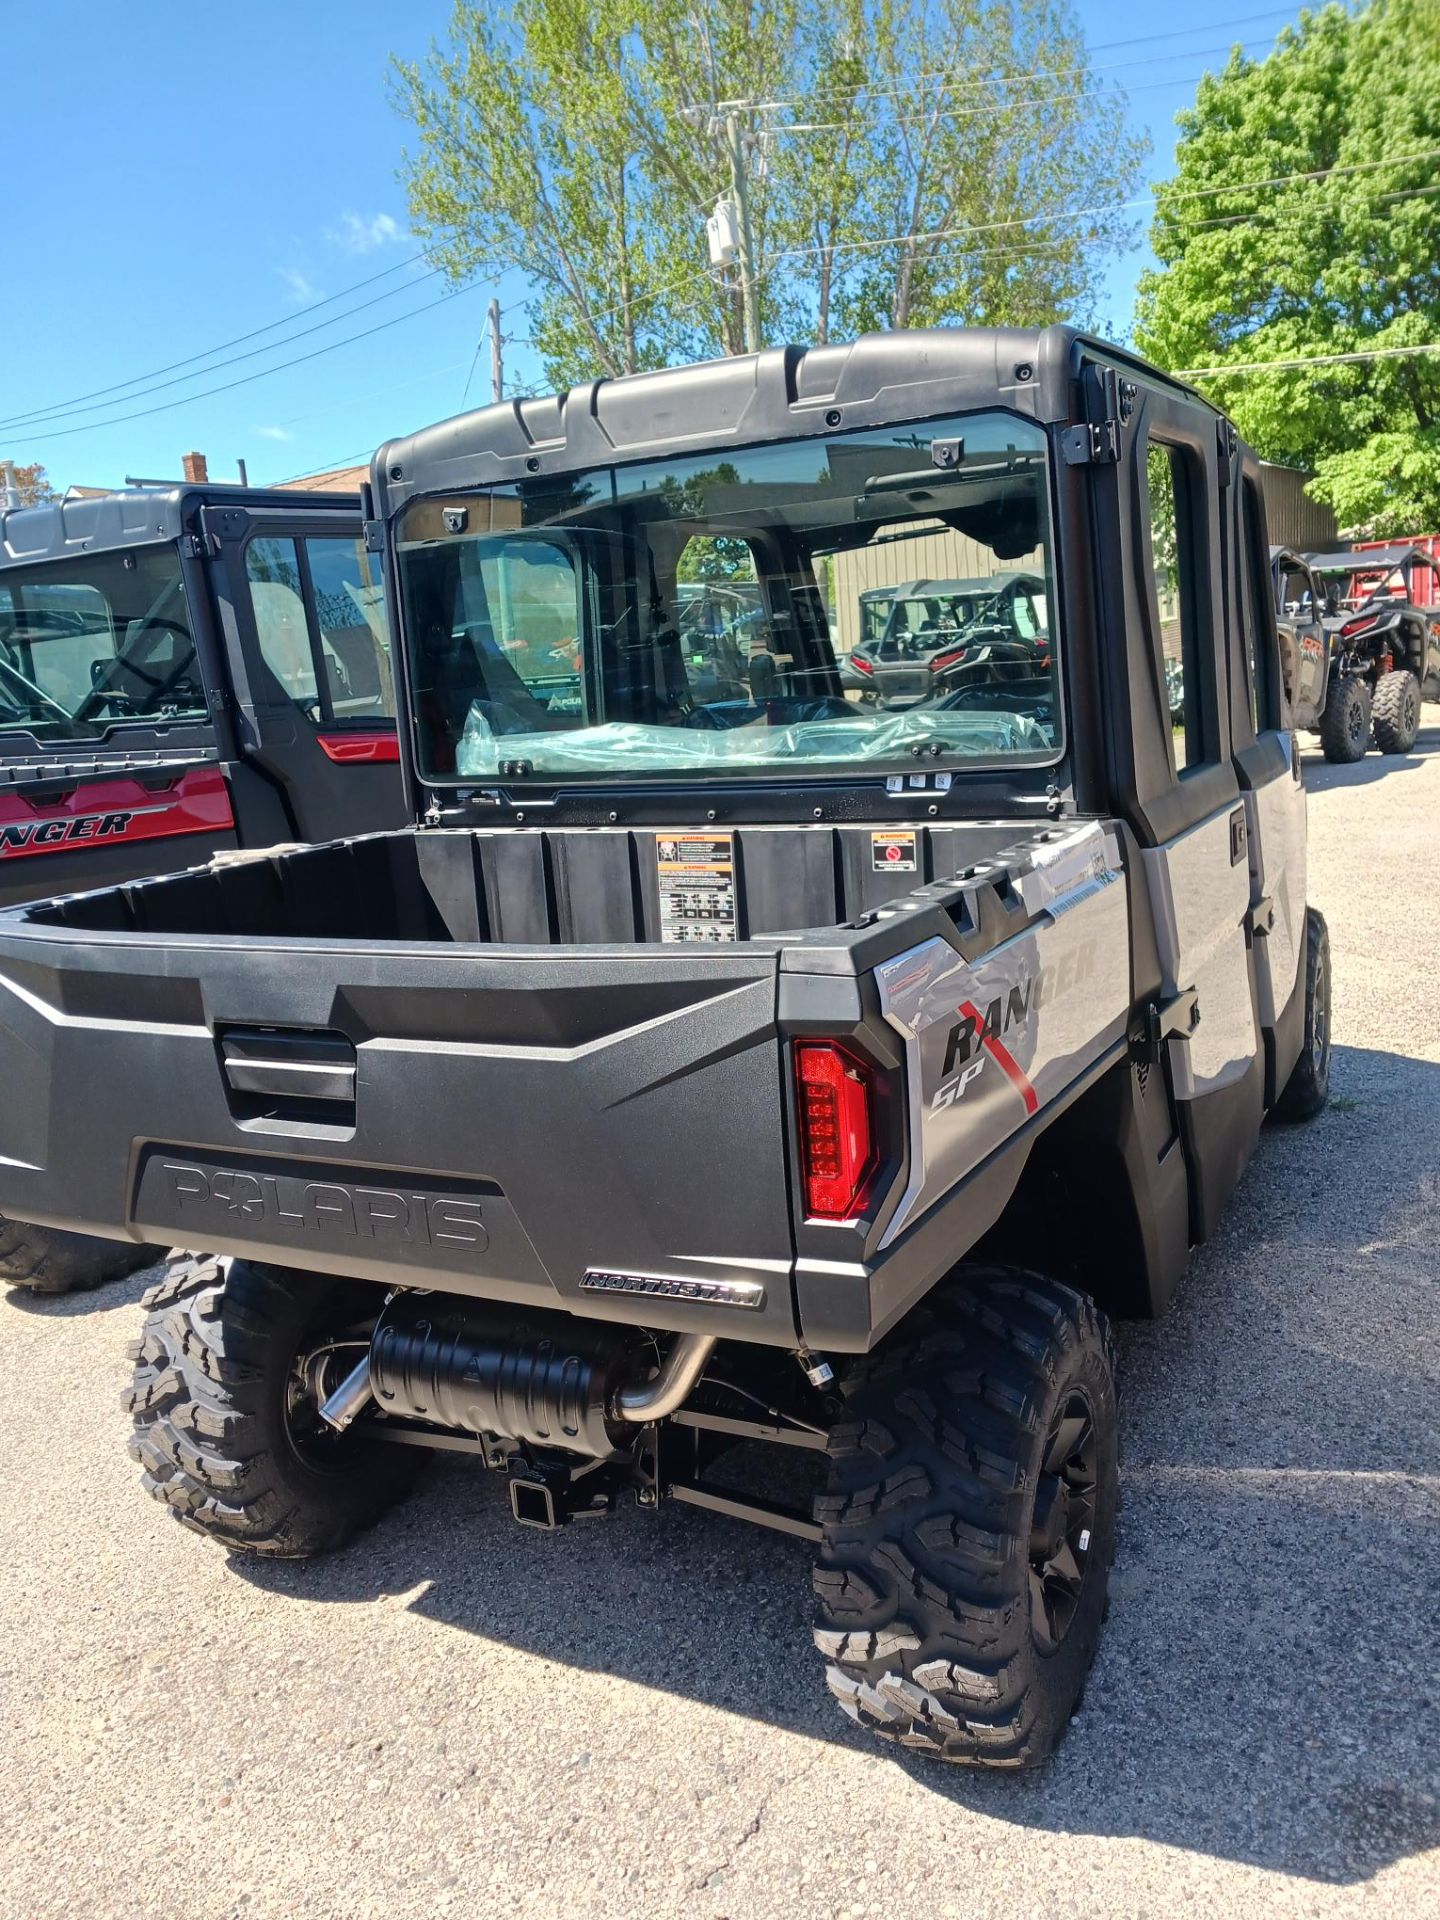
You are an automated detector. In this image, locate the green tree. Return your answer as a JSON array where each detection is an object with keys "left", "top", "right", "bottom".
[
  {"left": 393, "top": 1, "right": 1146, "bottom": 390},
  {"left": 1135, "top": 0, "right": 1440, "bottom": 536}
]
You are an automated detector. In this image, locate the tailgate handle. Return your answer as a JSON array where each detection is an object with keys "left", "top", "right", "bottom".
[{"left": 219, "top": 1028, "right": 357, "bottom": 1106}]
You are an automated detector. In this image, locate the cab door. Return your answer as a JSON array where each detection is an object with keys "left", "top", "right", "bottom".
[
  {"left": 1105, "top": 372, "right": 1265, "bottom": 1242},
  {"left": 202, "top": 504, "right": 402, "bottom": 843},
  {"left": 1273, "top": 552, "right": 1327, "bottom": 729},
  {"left": 1233, "top": 474, "right": 1308, "bottom": 1099}
]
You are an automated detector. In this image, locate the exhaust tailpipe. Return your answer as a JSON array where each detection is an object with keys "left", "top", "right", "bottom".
[
  {"left": 318, "top": 1356, "right": 375, "bottom": 1433},
  {"left": 613, "top": 1333, "right": 716, "bottom": 1424}
]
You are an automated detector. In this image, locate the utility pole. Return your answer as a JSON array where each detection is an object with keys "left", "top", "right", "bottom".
[
  {"left": 721, "top": 109, "right": 761, "bottom": 355},
  {"left": 1, "top": 461, "right": 19, "bottom": 510},
  {"left": 488, "top": 298, "right": 504, "bottom": 403},
  {"left": 689, "top": 91, "right": 763, "bottom": 357}
]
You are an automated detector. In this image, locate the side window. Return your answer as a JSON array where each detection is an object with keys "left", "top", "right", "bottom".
[
  {"left": 245, "top": 538, "right": 320, "bottom": 714},
  {"left": 1240, "top": 479, "right": 1282, "bottom": 733},
  {"left": 1280, "top": 565, "right": 1312, "bottom": 617},
  {"left": 303, "top": 536, "right": 393, "bottom": 719},
  {"left": 676, "top": 536, "right": 764, "bottom": 702},
  {"left": 1145, "top": 439, "right": 1212, "bottom": 774}
]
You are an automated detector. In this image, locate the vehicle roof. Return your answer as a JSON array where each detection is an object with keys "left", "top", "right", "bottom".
[
  {"left": 374, "top": 326, "right": 1223, "bottom": 516},
  {"left": 858, "top": 572, "right": 1041, "bottom": 601},
  {"left": 1306, "top": 545, "right": 1432, "bottom": 573},
  {"left": 0, "top": 484, "right": 361, "bottom": 571}
]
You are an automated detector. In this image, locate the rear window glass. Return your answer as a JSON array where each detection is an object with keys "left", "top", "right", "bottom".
[
  {"left": 0, "top": 545, "right": 206, "bottom": 740},
  {"left": 398, "top": 410, "right": 1062, "bottom": 783}
]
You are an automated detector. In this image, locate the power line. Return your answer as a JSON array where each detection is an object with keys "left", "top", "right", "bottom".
[
  {"left": 0, "top": 266, "right": 449, "bottom": 434},
  {"left": 273, "top": 446, "right": 377, "bottom": 487},
  {"left": 768, "top": 49, "right": 1279, "bottom": 136},
  {"left": 17, "top": 281, "right": 489, "bottom": 448},
  {"left": 749, "top": 11, "right": 1296, "bottom": 116},
  {"left": 1179, "top": 341, "right": 1440, "bottom": 376},
  {"left": 769, "top": 147, "right": 1440, "bottom": 268},
  {"left": 0, "top": 252, "right": 427, "bottom": 431}
]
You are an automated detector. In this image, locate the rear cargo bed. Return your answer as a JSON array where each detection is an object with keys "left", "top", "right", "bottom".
[
  {"left": 0, "top": 818, "right": 1132, "bottom": 1349},
  {"left": 24, "top": 820, "right": 1029, "bottom": 944}
]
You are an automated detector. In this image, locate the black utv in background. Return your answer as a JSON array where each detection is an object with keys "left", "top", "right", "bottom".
[
  {"left": 845, "top": 571, "right": 1050, "bottom": 704},
  {"left": 0, "top": 329, "right": 1331, "bottom": 1766},
  {"left": 0, "top": 483, "right": 401, "bottom": 1290},
  {"left": 1300, "top": 545, "right": 1440, "bottom": 762}
]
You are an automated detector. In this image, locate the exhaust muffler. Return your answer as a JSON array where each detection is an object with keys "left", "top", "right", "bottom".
[{"left": 318, "top": 1297, "right": 714, "bottom": 1460}]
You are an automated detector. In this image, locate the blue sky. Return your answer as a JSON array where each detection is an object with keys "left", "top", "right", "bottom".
[{"left": 1, "top": 2, "right": 1301, "bottom": 492}]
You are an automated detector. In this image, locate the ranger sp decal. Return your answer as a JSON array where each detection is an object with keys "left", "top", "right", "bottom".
[{"left": 875, "top": 828, "right": 1130, "bottom": 1247}]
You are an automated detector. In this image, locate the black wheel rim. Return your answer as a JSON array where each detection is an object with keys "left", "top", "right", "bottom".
[
  {"left": 1029, "top": 1390, "right": 1099, "bottom": 1655},
  {"left": 284, "top": 1337, "right": 370, "bottom": 1471},
  {"left": 1349, "top": 695, "right": 1366, "bottom": 747}
]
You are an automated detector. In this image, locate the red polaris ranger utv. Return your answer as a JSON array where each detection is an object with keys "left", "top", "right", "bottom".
[{"left": 0, "top": 482, "right": 402, "bottom": 1289}]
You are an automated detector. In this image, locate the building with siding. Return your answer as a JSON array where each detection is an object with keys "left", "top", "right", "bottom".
[{"left": 1260, "top": 463, "right": 1337, "bottom": 551}]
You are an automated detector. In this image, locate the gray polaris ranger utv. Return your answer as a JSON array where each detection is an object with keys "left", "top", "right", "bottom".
[{"left": 0, "top": 329, "right": 1330, "bottom": 1768}]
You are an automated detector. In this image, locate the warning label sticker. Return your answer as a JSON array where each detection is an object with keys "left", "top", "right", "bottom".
[
  {"left": 656, "top": 833, "right": 737, "bottom": 943},
  {"left": 871, "top": 830, "right": 918, "bottom": 873}
]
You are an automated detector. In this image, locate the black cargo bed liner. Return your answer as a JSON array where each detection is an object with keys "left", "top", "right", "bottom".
[{"left": 25, "top": 820, "right": 1026, "bottom": 946}]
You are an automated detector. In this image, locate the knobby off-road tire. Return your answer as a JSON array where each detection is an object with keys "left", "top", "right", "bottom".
[
  {"left": 0, "top": 1216, "right": 163, "bottom": 1295},
  {"left": 1371, "top": 669, "right": 1420, "bottom": 755},
  {"left": 1273, "top": 907, "right": 1331, "bottom": 1123},
  {"left": 125, "top": 1255, "right": 421, "bottom": 1556},
  {"left": 1319, "top": 676, "right": 1371, "bottom": 763},
  {"left": 814, "top": 1268, "right": 1118, "bottom": 1769}
]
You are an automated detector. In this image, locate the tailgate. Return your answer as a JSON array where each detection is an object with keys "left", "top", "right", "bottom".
[{"left": 0, "top": 931, "right": 798, "bottom": 1344}]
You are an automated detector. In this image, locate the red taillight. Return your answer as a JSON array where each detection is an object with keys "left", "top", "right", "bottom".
[
  {"left": 929, "top": 647, "right": 968, "bottom": 673},
  {"left": 851, "top": 653, "right": 875, "bottom": 675},
  {"left": 1340, "top": 615, "right": 1378, "bottom": 640},
  {"left": 795, "top": 1041, "right": 877, "bottom": 1220}
]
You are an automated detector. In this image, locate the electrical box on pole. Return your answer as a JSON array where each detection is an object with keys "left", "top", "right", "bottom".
[{"left": 707, "top": 198, "right": 739, "bottom": 268}]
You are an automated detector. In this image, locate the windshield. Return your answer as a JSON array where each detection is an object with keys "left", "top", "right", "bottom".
[
  {"left": 397, "top": 411, "right": 1061, "bottom": 784},
  {"left": 0, "top": 545, "right": 207, "bottom": 741}
]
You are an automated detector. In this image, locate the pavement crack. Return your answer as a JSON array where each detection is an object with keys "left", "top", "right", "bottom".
[{"left": 689, "top": 1752, "right": 822, "bottom": 1895}]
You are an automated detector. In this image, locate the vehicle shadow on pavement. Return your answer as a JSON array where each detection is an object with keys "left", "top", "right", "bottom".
[
  {"left": 234, "top": 1042, "right": 1439, "bottom": 1886},
  {"left": 1301, "top": 719, "right": 1440, "bottom": 793},
  {"left": 2, "top": 1256, "right": 167, "bottom": 1319}
]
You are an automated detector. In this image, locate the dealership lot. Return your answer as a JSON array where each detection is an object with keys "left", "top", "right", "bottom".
[{"left": 1, "top": 732, "right": 1436, "bottom": 1920}]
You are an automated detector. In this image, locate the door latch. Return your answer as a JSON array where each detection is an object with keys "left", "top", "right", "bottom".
[{"left": 1130, "top": 988, "right": 1200, "bottom": 1065}]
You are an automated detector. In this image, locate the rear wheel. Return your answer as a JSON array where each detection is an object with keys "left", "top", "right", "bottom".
[
  {"left": 1371, "top": 669, "right": 1420, "bottom": 755},
  {"left": 125, "top": 1255, "right": 421, "bottom": 1556},
  {"left": 1274, "top": 908, "right": 1331, "bottom": 1122},
  {"left": 0, "top": 1217, "right": 164, "bottom": 1295},
  {"left": 813, "top": 1268, "right": 1117, "bottom": 1769},
  {"left": 1319, "top": 676, "right": 1371, "bottom": 763}
]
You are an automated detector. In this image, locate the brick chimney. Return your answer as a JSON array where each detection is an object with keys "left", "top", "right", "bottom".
[{"left": 181, "top": 450, "right": 209, "bottom": 483}]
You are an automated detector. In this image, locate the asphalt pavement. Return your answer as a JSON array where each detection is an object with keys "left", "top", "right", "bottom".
[{"left": 1, "top": 729, "right": 1437, "bottom": 1920}]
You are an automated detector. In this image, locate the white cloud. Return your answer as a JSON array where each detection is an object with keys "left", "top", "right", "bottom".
[
  {"left": 329, "top": 211, "right": 403, "bottom": 255},
  {"left": 277, "top": 265, "right": 320, "bottom": 303},
  {"left": 254, "top": 425, "right": 294, "bottom": 442}
]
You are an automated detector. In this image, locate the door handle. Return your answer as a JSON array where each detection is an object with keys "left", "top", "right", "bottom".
[{"left": 218, "top": 1027, "right": 357, "bottom": 1116}]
